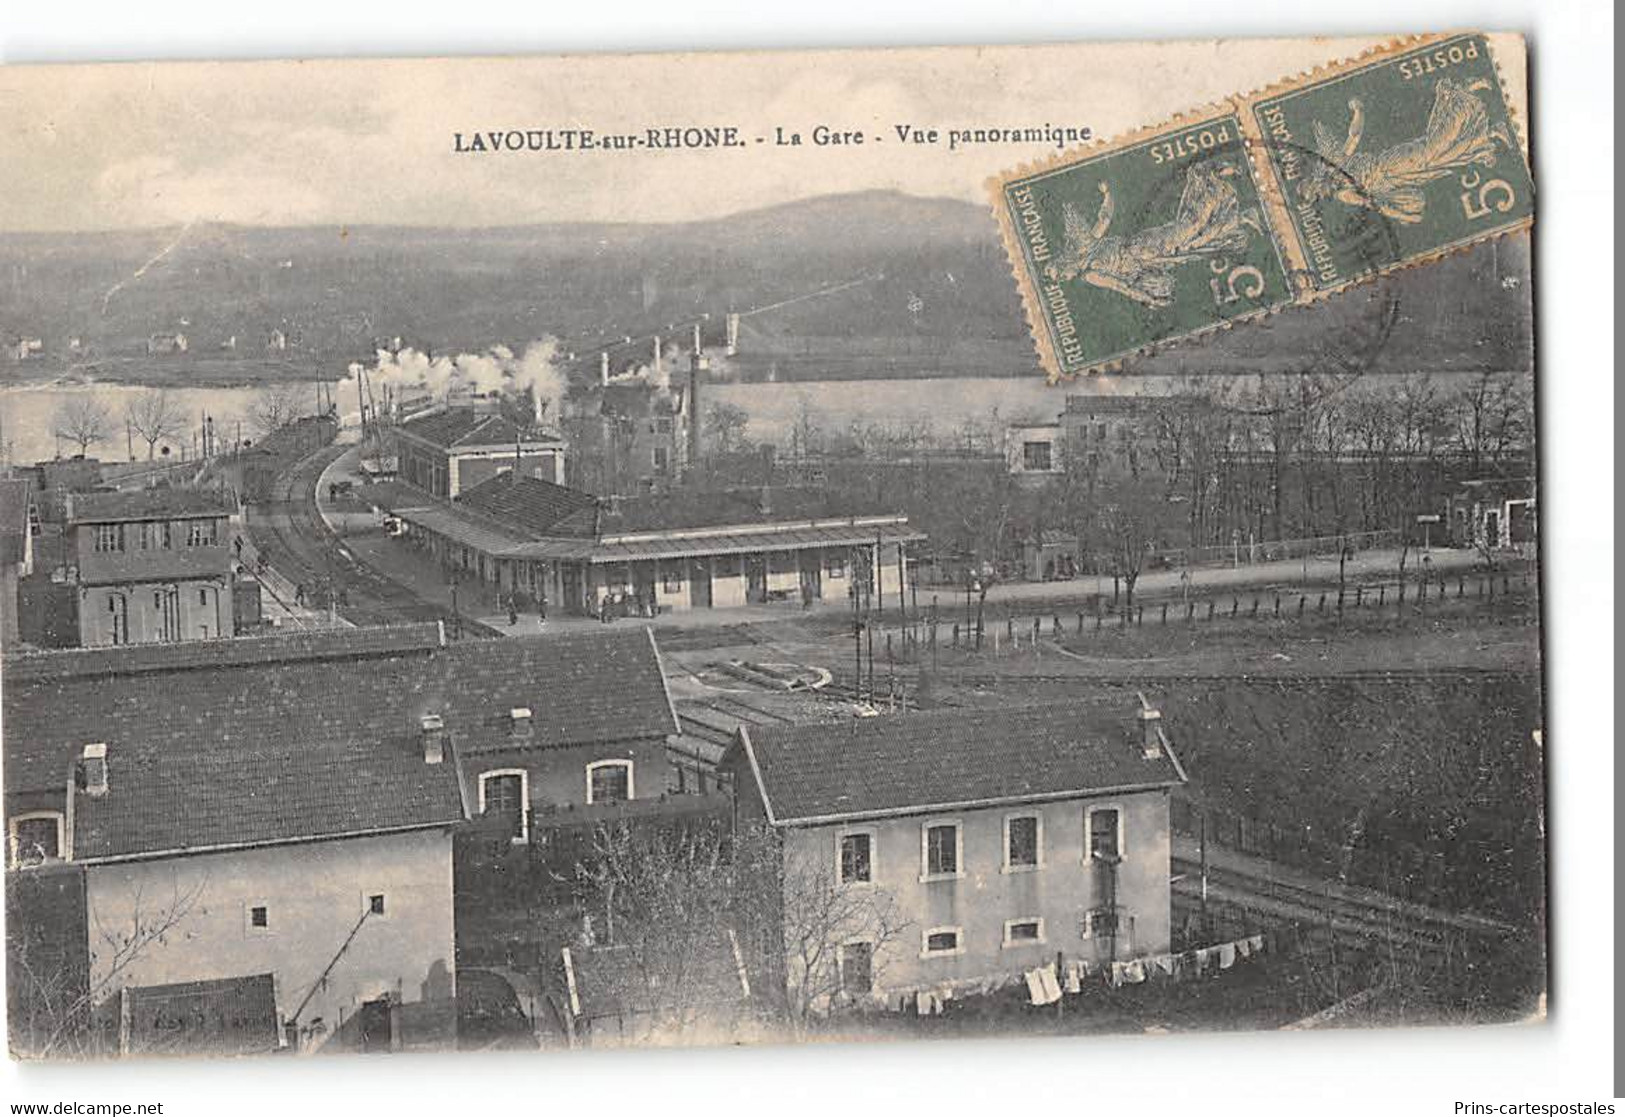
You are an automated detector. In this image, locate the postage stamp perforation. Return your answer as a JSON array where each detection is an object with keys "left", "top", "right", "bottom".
[
  {"left": 979, "top": 94, "right": 1243, "bottom": 200},
  {"left": 1284, "top": 224, "right": 1533, "bottom": 315},
  {"left": 1227, "top": 32, "right": 1444, "bottom": 108},
  {"left": 984, "top": 95, "right": 1273, "bottom": 383},
  {"left": 1237, "top": 30, "right": 1529, "bottom": 161}
]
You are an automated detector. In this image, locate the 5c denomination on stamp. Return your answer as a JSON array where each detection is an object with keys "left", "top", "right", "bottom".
[
  {"left": 1248, "top": 32, "right": 1533, "bottom": 295},
  {"left": 992, "top": 111, "right": 1293, "bottom": 380}
]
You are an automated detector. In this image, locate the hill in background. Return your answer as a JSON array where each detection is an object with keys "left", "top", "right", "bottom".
[{"left": 0, "top": 191, "right": 1531, "bottom": 386}]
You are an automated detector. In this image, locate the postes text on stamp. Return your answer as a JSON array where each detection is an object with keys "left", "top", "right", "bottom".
[
  {"left": 1248, "top": 33, "right": 1533, "bottom": 295},
  {"left": 993, "top": 112, "right": 1293, "bottom": 380}
]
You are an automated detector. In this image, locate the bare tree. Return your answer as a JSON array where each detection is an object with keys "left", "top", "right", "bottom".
[
  {"left": 760, "top": 830, "right": 910, "bottom": 1032},
  {"left": 790, "top": 394, "right": 824, "bottom": 460},
  {"left": 1097, "top": 500, "right": 1156, "bottom": 613},
  {"left": 8, "top": 868, "right": 205, "bottom": 1059},
  {"left": 246, "top": 384, "right": 305, "bottom": 437},
  {"left": 1450, "top": 371, "right": 1532, "bottom": 475},
  {"left": 574, "top": 819, "right": 910, "bottom": 1042},
  {"left": 124, "top": 390, "right": 186, "bottom": 460},
  {"left": 52, "top": 396, "right": 112, "bottom": 456},
  {"left": 577, "top": 820, "right": 750, "bottom": 1043},
  {"left": 705, "top": 402, "right": 751, "bottom": 458}
]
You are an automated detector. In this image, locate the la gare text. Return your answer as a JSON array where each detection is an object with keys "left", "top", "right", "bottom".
[{"left": 453, "top": 123, "right": 1093, "bottom": 154}]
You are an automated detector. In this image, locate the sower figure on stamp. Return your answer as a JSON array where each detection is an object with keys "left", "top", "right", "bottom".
[
  {"left": 1302, "top": 78, "right": 1516, "bottom": 224},
  {"left": 1044, "top": 163, "right": 1263, "bottom": 308}
]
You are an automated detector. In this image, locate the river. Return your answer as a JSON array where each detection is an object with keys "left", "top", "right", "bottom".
[{"left": 0, "top": 371, "right": 1492, "bottom": 468}]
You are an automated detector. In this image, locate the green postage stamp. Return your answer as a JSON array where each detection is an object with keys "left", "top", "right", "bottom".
[{"left": 991, "top": 32, "right": 1533, "bottom": 380}]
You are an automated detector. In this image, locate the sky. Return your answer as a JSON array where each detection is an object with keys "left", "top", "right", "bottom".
[{"left": 0, "top": 35, "right": 1526, "bottom": 232}]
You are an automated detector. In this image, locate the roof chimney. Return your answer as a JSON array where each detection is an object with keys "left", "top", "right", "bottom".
[
  {"left": 419, "top": 714, "right": 446, "bottom": 765},
  {"left": 510, "top": 707, "right": 533, "bottom": 736},
  {"left": 82, "top": 742, "right": 108, "bottom": 797},
  {"left": 1135, "top": 692, "right": 1163, "bottom": 759}
]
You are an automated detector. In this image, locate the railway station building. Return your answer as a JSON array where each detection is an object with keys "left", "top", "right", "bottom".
[
  {"left": 365, "top": 474, "right": 921, "bottom": 618},
  {"left": 64, "top": 487, "right": 243, "bottom": 647},
  {"left": 396, "top": 407, "right": 567, "bottom": 500}
]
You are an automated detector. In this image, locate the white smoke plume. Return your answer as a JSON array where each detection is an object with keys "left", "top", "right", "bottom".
[{"left": 341, "top": 337, "right": 569, "bottom": 427}]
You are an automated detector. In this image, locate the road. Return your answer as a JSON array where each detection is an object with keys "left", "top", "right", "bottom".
[
  {"left": 244, "top": 441, "right": 496, "bottom": 635},
  {"left": 919, "top": 545, "right": 1494, "bottom": 619}
]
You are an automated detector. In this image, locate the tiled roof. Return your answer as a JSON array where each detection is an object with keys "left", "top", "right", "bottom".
[
  {"left": 741, "top": 698, "right": 1186, "bottom": 824},
  {"left": 370, "top": 477, "right": 916, "bottom": 561},
  {"left": 3, "top": 627, "right": 675, "bottom": 860},
  {"left": 3, "top": 623, "right": 445, "bottom": 683},
  {"left": 589, "top": 523, "right": 923, "bottom": 563},
  {"left": 0, "top": 479, "right": 29, "bottom": 565},
  {"left": 600, "top": 486, "right": 902, "bottom": 536},
  {"left": 458, "top": 474, "right": 599, "bottom": 538},
  {"left": 69, "top": 487, "right": 238, "bottom": 524},
  {"left": 431, "top": 629, "right": 678, "bottom": 756},
  {"left": 400, "top": 408, "right": 562, "bottom": 450}
]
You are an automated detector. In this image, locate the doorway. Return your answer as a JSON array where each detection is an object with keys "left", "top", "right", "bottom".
[
  {"left": 689, "top": 557, "right": 712, "bottom": 609},
  {"left": 107, "top": 593, "right": 129, "bottom": 645},
  {"left": 156, "top": 588, "right": 180, "bottom": 643},
  {"left": 632, "top": 562, "right": 657, "bottom": 616},
  {"left": 745, "top": 555, "right": 768, "bottom": 604},
  {"left": 358, "top": 996, "right": 394, "bottom": 1053},
  {"left": 798, "top": 552, "right": 823, "bottom": 602}
]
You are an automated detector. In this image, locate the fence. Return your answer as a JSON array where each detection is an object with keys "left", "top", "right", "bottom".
[
  {"left": 1169, "top": 796, "right": 1444, "bottom": 909},
  {"left": 1144, "top": 529, "right": 1401, "bottom": 573},
  {"left": 865, "top": 568, "right": 1535, "bottom": 663}
]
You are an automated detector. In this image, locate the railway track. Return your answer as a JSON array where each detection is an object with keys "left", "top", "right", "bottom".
[
  {"left": 245, "top": 442, "right": 497, "bottom": 636},
  {"left": 1171, "top": 848, "right": 1513, "bottom": 961}
]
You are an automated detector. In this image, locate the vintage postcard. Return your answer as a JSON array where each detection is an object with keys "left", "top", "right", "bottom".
[{"left": 0, "top": 36, "right": 1541, "bottom": 1062}]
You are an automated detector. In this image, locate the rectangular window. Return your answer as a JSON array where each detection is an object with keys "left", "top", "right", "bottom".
[
  {"left": 94, "top": 524, "right": 123, "bottom": 553},
  {"left": 368, "top": 894, "right": 387, "bottom": 916},
  {"left": 1005, "top": 815, "right": 1041, "bottom": 870},
  {"left": 587, "top": 760, "right": 632, "bottom": 804},
  {"left": 481, "top": 772, "right": 526, "bottom": 841},
  {"left": 1022, "top": 441, "right": 1053, "bottom": 471},
  {"left": 652, "top": 446, "right": 670, "bottom": 472},
  {"left": 838, "top": 831, "right": 873, "bottom": 885},
  {"left": 825, "top": 554, "right": 846, "bottom": 579},
  {"left": 187, "top": 519, "right": 218, "bottom": 547},
  {"left": 1004, "top": 918, "right": 1044, "bottom": 946},
  {"left": 159, "top": 521, "right": 173, "bottom": 549},
  {"left": 655, "top": 418, "right": 673, "bottom": 434},
  {"left": 1083, "top": 908, "right": 1120, "bottom": 938},
  {"left": 661, "top": 566, "right": 683, "bottom": 593},
  {"left": 199, "top": 588, "right": 209, "bottom": 607},
  {"left": 923, "top": 822, "right": 960, "bottom": 879},
  {"left": 839, "top": 942, "right": 874, "bottom": 995},
  {"left": 1088, "top": 807, "right": 1122, "bottom": 862},
  {"left": 922, "top": 928, "right": 962, "bottom": 956},
  {"left": 248, "top": 905, "right": 269, "bottom": 930}
]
